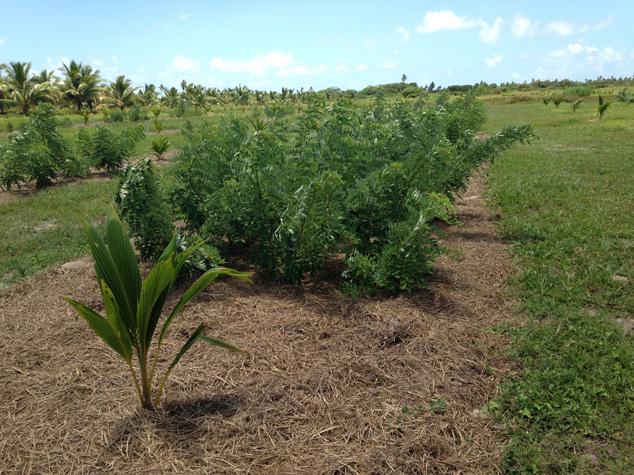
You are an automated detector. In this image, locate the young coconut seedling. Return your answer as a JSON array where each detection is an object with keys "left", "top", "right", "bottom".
[
  {"left": 571, "top": 99, "right": 583, "bottom": 112},
  {"left": 65, "top": 217, "right": 250, "bottom": 410},
  {"left": 598, "top": 95, "right": 612, "bottom": 120},
  {"left": 151, "top": 136, "right": 170, "bottom": 160}
]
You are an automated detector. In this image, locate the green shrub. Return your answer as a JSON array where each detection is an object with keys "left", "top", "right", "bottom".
[
  {"left": 115, "top": 159, "right": 173, "bottom": 259},
  {"left": 171, "top": 98, "right": 532, "bottom": 290},
  {"left": 562, "top": 85, "right": 593, "bottom": 97},
  {"left": 78, "top": 124, "right": 144, "bottom": 173},
  {"left": 105, "top": 108, "right": 126, "bottom": 122},
  {"left": 128, "top": 106, "right": 148, "bottom": 122},
  {"left": 0, "top": 104, "right": 86, "bottom": 189}
]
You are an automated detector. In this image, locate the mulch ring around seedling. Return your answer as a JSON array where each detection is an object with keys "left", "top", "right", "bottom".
[{"left": 0, "top": 170, "right": 516, "bottom": 474}]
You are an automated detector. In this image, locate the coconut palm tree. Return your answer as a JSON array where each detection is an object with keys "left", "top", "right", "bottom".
[
  {"left": 60, "top": 60, "right": 102, "bottom": 112},
  {"left": 159, "top": 85, "right": 180, "bottom": 108},
  {"left": 107, "top": 75, "right": 136, "bottom": 110},
  {"left": 0, "top": 75, "right": 9, "bottom": 115},
  {"left": 138, "top": 83, "right": 158, "bottom": 106},
  {"left": 0, "top": 61, "right": 54, "bottom": 114}
]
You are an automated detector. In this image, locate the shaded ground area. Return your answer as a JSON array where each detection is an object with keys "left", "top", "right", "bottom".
[{"left": 0, "top": 171, "right": 515, "bottom": 474}]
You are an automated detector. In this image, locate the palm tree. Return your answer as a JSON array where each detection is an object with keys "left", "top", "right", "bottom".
[
  {"left": 0, "top": 62, "right": 53, "bottom": 114},
  {"left": 107, "top": 75, "right": 136, "bottom": 110},
  {"left": 138, "top": 83, "right": 158, "bottom": 106},
  {"left": 60, "top": 60, "right": 102, "bottom": 111},
  {"left": 0, "top": 75, "right": 9, "bottom": 115},
  {"left": 159, "top": 85, "right": 180, "bottom": 108}
]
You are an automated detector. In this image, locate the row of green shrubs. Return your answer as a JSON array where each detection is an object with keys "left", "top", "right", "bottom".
[
  {"left": 116, "top": 94, "right": 532, "bottom": 294},
  {"left": 0, "top": 104, "right": 144, "bottom": 189}
]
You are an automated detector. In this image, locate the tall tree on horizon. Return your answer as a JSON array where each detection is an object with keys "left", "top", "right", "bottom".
[
  {"left": 60, "top": 60, "right": 102, "bottom": 112},
  {"left": 0, "top": 61, "right": 54, "bottom": 114}
]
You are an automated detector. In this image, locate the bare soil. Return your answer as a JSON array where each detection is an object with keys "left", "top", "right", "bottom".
[{"left": 0, "top": 170, "right": 516, "bottom": 474}]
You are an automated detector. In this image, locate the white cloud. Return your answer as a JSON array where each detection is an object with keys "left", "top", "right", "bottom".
[
  {"left": 512, "top": 15, "right": 537, "bottom": 38},
  {"left": 416, "top": 10, "right": 480, "bottom": 33},
  {"left": 549, "top": 40, "right": 598, "bottom": 59},
  {"left": 417, "top": 10, "right": 504, "bottom": 44},
  {"left": 485, "top": 53, "right": 503, "bottom": 68},
  {"left": 210, "top": 51, "right": 293, "bottom": 75},
  {"left": 383, "top": 61, "right": 397, "bottom": 70},
  {"left": 209, "top": 51, "right": 328, "bottom": 78},
  {"left": 0, "top": 36, "right": 6, "bottom": 47},
  {"left": 479, "top": 17, "right": 504, "bottom": 43},
  {"left": 355, "top": 64, "right": 369, "bottom": 72},
  {"left": 178, "top": 13, "right": 191, "bottom": 21},
  {"left": 395, "top": 26, "right": 411, "bottom": 41},
  {"left": 172, "top": 55, "right": 200, "bottom": 72},
  {"left": 545, "top": 41, "right": 624, "bottom": 75},
  {"left": 547, "top": 20, "right": 575, "bottom": 36}
]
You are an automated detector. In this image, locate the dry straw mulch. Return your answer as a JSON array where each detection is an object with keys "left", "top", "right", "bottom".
[{"left": 0, "top": 170, "right": 516, "bottom": 474}]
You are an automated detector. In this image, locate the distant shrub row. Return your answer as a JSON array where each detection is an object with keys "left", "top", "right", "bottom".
[{"left": 0, "top": 105, "right": 144, "bottom": 189}]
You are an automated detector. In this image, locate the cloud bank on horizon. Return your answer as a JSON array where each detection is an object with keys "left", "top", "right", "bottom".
[{"left": 0, "top": 0, "right": 631, "bottom": 89}]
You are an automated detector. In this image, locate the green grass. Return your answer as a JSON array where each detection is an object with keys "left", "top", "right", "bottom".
[
  {"left": 0, "top": 179, "right": 117, "bottom": 290},
  {"left": 485, "top": 100, "right": 634, "bottom": 473}
]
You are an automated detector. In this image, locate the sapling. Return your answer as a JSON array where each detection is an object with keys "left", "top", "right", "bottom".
[
  {"left": 152, "top": 118, "right": 163, "bottom": 134},
  {"left": 151, "top": 136, "right": 170, "bottom": 160},
  {"left": 65, "top": 217, "right": 251, "bottom": 409},
  {"left": 598, "top": 95, "right": 612, "bottom": 120}
]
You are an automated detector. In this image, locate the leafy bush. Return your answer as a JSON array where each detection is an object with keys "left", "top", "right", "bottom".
[
  {"left": 65, "top": 217, "right": 250, "bottom": 409},
  {"left": 562, "top": 85, "right": 593, "bottom": 97},
  {"left": 616, "top": 88, "right": 634, "bottom": 103},
  {"left": 171, "top": 97, "right": 533, "bottom": 291},
  {"left": 115, "top": 159, "right": 173, "bottom": 259},
  {"left": 105, "top": 108, "right": 126, "bottom": 122},
  {"left": 0, "top": 104, "right": 86, "bottom": 189},
  {"left": 128, "top": 106, "right": 148, "bottom": 122},
  {"left": 78, "top": 124, "right": 144, "bottom": 173}
]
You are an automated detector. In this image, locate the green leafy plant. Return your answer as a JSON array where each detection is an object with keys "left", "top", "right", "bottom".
[
  {"left": 616, "top": 88, "right": 634, "bottom": 104},
  {"left": 104, "top": 109, "right": 126, "bottom": 123},
  {"left": 172, "top": 97, "right": 531, "bottom": 291},
  {"left": 78, "top": 124, "right": 144, "bottom": 173},
  {"left": 65, "top": 217, "right": 250, "bottom": 410},
  {"left": 115, "top": 159, "right": 173, "bottom": 259},
  {"left": 128, "top": 106, "right": 147, "bottom": 122},
  {"left": 151, "top": 136, "right": 170, "bottom": 160},
  {"left": 571, "top": 99, "right": 583, "bottom": 112},
  {"left": 598, "top": 95, "right": 612, "bottom": 120},
  {"left": 152, "top": 117, "right": 163, "bottom": 134},
  {"left": 81, "top": 108, "right": 90, "bottom": 125},
  {"left": 0, "top": 104, "right": 86, "bottom": 189}
]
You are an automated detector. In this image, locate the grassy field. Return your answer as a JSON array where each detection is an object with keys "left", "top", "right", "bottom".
[
  {"left": 486, "top": 101, "right": 634, "bottom": 472},
  {"left": 0, "top": 98, "right": 632, "bottom": 472}
]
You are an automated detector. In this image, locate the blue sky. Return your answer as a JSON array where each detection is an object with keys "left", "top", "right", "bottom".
[{"left": 1, "top": 1, "right": 633, "bottom": 90}]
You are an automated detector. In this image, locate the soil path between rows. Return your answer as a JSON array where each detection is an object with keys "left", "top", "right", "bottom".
[{"left": 0, "top": 169, "right": 516, "bottom": 474}]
